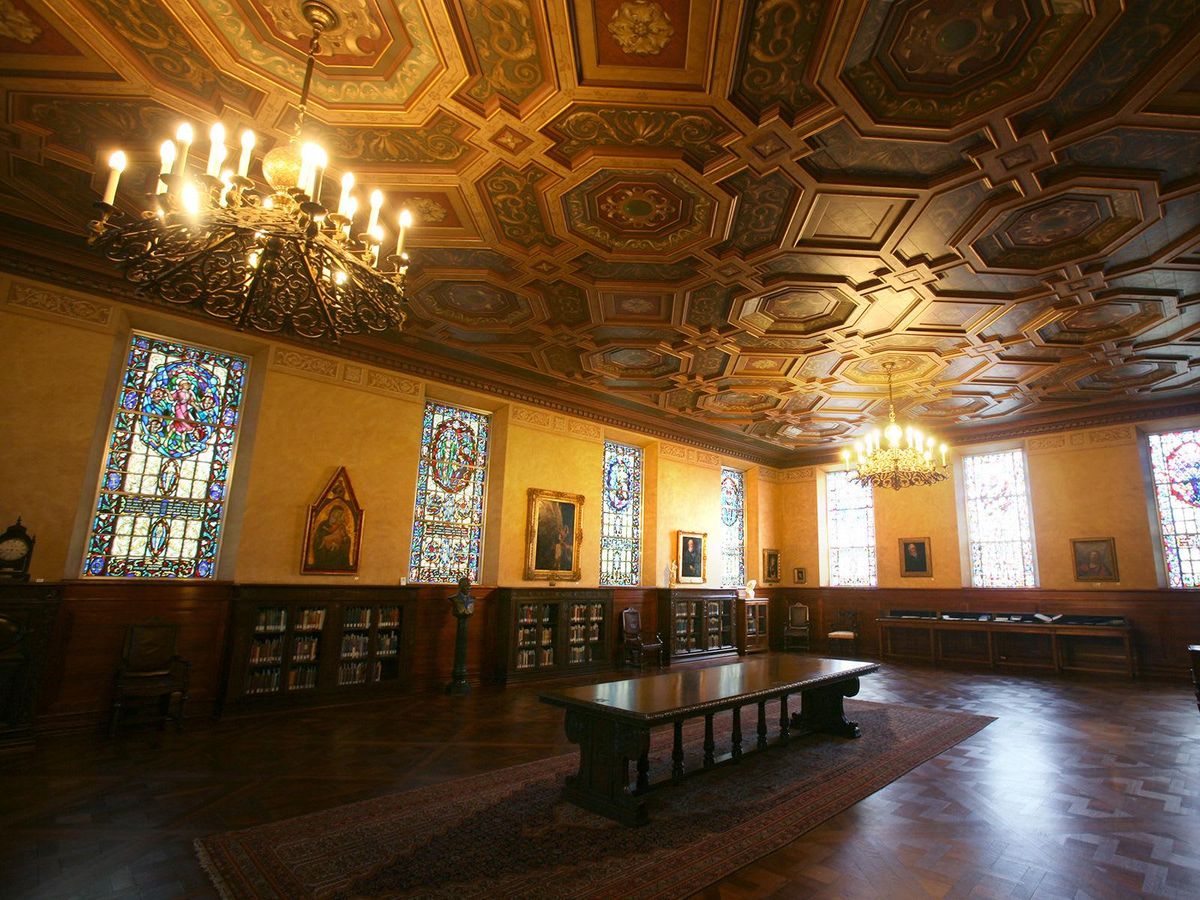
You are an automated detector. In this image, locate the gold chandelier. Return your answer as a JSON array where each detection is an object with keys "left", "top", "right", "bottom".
[
  {"left": 842, "top": 362, "right": 949, "bottom": 490},
  {"left": 86, "top": 1, "right": 412, "bottom": 343}
]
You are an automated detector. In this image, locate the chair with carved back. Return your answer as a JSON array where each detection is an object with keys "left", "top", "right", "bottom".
[
  {"left": 109, "top": 621, "right": 190, "bottom": 737},
  {"left": 1190, "top": 644, "right": 1200, "bottom": 715},
  {"left": 783, "top": 602, "right": 811, "bottom": 652},
  {"left": 827, "top": 610, "right": 860, "bottom": 657},
  {"left": 621, "top": 608, "right": 664, "bottom": 669}
]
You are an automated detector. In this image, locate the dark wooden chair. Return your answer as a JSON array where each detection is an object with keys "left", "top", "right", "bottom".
[
  {"left": 1190, "top": 645, "right": 1200, "bottom": 715},
  {"left": 783, "top": 602, "right": 810, "bottom": 651},
  {"left": 827, "top": 610, "right": 860, "bottom": 656},
  {"left": 109, "top": 622, "right": 190, "bottom": 737},
  {"left": 621, "top": 608, "right": 664, "bottom": 668}
]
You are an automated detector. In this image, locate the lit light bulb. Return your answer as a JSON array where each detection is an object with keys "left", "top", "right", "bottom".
[
  {"left": 395, "top": 207, "right": 413, "bottom": 257},
  {"left": 181, "top": 181, "right": 201, "bottom": 215},
  {"left": 158, "top": 140, "right": 176, "bottom": 193},
  {"left": 206, "top": 122, "right": 226, "bottom": 177},
  {"left": 102, "top": 150, "right": 126, "bottom": 205},
  {"left": 248, "top": 250, "right": 260, "bottom": 268},
  {"left": 337, "top": 172, "right": 354, "bottom": 216},
  {"left": 366, "top": 189, "right": 383, "bottom": 234},
  {"left": 333, "top": 270, "right": 348, "bottom": 285},
  {"left": 238, "top": 130, "right": 255, "bottom": 178},
  {"left": 175, "top": 123, "right": 193, "bottom": 174}
]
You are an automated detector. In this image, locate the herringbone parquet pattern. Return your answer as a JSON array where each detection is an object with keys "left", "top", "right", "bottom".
[{"left": 1, "top": 660, "right": 1197, "bottom": 899}]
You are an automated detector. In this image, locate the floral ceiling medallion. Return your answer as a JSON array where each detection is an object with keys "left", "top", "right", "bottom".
[
  {"left": 265, "top": 0, "right": 381, "bottom": 56},
  {"left": 608, "top": 0, "right": 674, "bottom": 56}
]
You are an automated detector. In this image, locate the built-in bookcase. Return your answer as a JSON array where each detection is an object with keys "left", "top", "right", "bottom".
[
  {"left": 657, "top": 589, "right": 738, "bottom": 663},
  {"left": 496, "top": 589, "right": 612, "bottom": 682},
  {"left": 225, "top": 587, "right": 411, "bottom": 709}
]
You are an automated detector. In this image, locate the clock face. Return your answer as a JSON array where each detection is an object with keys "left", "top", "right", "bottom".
[{"left": 0, "top": 538, "right": 28, "bottom": 562}]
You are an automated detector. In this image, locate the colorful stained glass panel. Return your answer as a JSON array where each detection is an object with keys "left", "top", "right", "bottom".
[
  {"left": 826, "top": 469, "right": 877, "bottom": 587},
  {"left": 600, "top": 441, "right": 642, "bottom": 586},
  {"left": 408, "top": 401, "right": 491, "bottom": 584},
  {"left": 1148, "top": 429, "right": 1200, "bottom": 588},
  {"left": 963, "top": 449, "right": 1037, "bottom": 588},
  {"left": 720, "top": 467, "right": 746, "bottom": 588},
  {"left": 84, "top": 333, "right": 248, "bottom": 578}
]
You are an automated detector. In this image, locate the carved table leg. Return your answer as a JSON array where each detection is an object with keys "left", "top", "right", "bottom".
[
  {"left": 636, "top": 751, "right": 650, "bottom": 793},
  {"left": 731, "top": 706, "right": 743, "bottom": 761},
  {"left": 703, "top": 714, "right": 715, "bottom": 767},
  {"left": 672, "top": 720, "right": 685, "bottom": 782},
  {"left": 778, "top": 693, "right": 790, "bottom": 742},
  {"left": 562, "top": 708, "right": 651, "bottom": 825},
  {"left": 756, "top": 700, "right": 768, "bottom": 750},
  {"left": 791, "top": 676, "right": 863, "bottom": 738}
]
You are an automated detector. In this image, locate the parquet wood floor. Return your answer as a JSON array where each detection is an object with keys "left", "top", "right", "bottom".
[{"left": 1, "top": 659, "right": 1197, "bottom": 900}]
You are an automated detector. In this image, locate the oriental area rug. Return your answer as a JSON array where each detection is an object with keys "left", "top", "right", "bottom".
[{"left": 197, "top": 700, "right": 992, "bottom": 899}]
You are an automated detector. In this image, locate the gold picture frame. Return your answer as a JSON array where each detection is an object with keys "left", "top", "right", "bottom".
[
  {"left": 1071, "top": 537, "right": 1119, "bottom": 582},
  {"left": 899, "top": 537, "right": 932, "bottom": 577},
  {"left": 524, "top": 488, "right": 584, "bottom": 581},
  {"left": 676, "top": 530, "right": 707, "bottom": 583},
  {"left": 763, "top": 548, "right": 781, "bottom": 583},
  {"left": 793, "top": 567, "right": 807, "bottom": 585},
  {"left": 301, "top": 467, "right": 364, "bottom": 575}
]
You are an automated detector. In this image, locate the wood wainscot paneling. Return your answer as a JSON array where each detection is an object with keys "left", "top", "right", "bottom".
[
  {"left": 0, "top": 584, "right": 61, "bottom": 749},
  {"left": 774, "top": 587, "right": 1200, "bottom": 679},
  {"left": 38, "top": 580, "right": 234, "bottom": 732}
]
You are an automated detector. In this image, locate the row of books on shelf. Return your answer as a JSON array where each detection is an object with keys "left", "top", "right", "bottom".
[
  {"left": 568, "top": 603, "right": 604, "bottom": 623},
  {"left": 344, "top": 607, "right": 372, "bottom": 629},
  {"left": 295, "top": 608, "right": 326, "bottom": 631},
  {"left": 516, "top": 605, "right": 553, "bottom": 625},
  {"left": 288, "top": 665, "right": 318, "bottom": 690},
  {"left": 254, "top": 608, "right": 287, "bottom": 633},
  {"left": 567, "top": 644, "right": 599, "bottom": 665},
  {"left": 341, "top": 633, "right": 370, "bottom": 658},
  {"left": 568, "top": 623, "right": 601, "bottom": 642},
  {"left": 249, "top": 636, "right": 283, "bottom": 664},
  {"left": 338, "top": 660, "right": 382, "bottom": 685},
  {"left": 377, "top": 631, "right": 399, "bottom": 655},
  {"left": 517, "top": 624, "right": 554, "bottom": 646},
  {"left": 292, "top": 636, "right": 319, "bottom": 662},
  {"left": 246, "top": 666, "right": 281, "bottom": 694},
  {"left": 515, "top": 646, "right": 556, "bottom": 669}
]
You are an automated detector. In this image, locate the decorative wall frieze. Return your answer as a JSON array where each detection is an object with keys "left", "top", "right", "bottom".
[
  {"left": 777, "top": 466, "right": 816, "bottom": 483},
  {"left": 512, "top": 404, "right": 604, "bottom": 442},
  {"left": 659, "top": 442, "right": 722, "bottom": 469},
  {"left": 269, "top": 345, "right": 422, "bottom": 402},
  {"left": 1026, "top": 424, "right": 1137, "bottom": 454},
  {"left": 3, "top": 278, "right": 114, "bottom": 331}
]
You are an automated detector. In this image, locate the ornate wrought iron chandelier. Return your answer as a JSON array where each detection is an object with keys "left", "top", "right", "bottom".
[
  {"left": 86, "top": 1, "right": 412, "bottom": 343},
  {"left": 842, "top": 362, "right": 949, "bottom": 490}
]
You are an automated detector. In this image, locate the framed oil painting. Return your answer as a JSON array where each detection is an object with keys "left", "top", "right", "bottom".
[
  {"left": 793, "top": 567, "right": 807, "bottom": 585},
  {"left": 525, "top": 488, "right": 584, "bottom": 581},
  {"left": 763, "top": 548, "right": 781, "bottom": 583},
  {"left": 301, "top": 467, "right": 364, "bottom": 575},
  {"left": 1072, "top": 537, "right": 1118, "bottom": 582},
  {"left": 899, "top": 537, "right": 932, "bottom": 577},
  {"left": 677, "top": 530, "right": 707, "bottom": 583}
]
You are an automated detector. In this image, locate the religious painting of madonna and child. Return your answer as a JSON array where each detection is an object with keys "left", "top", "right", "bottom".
[
  {"left": 525, "top": 488, "right": 583, "bottom": 581},
  {"left": 302, "top": 468, "right": 364, "bottom": 575}
]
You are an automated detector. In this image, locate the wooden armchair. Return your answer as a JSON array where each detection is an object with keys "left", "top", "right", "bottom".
[
  {"left": 621, "top": 608, "right": 664, "bottom": 668},
  {"left": 1190, "top": 645, "right": 1199, "bottom": 715},
  {"left": 827, "top": 610, "right": 860, "bottom": 656},
  {"left": 783, "top": 602, "right": 810, "bottom": 651},
  {"left": 109, "top": 622, "right": 190, "bottom": 737}
]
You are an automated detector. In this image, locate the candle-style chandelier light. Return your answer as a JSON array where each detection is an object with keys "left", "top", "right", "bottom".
[
  {"left": 841, "top": 361, "right": 950, "bottom": 490},
  {"left": 86, "top": 1, "right": 412, "bottom": 343}
]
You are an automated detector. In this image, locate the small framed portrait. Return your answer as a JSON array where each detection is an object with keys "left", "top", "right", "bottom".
[
  {"left": 302, "top": 467, "right": 364, "bottom": 575},
  {"left": 763, "top": 548, "right": 782, "bottom": 583},
  {"left": 793, "top": 566, "right": 807, "bottom": 585},
  {"left": 677, "top": 530, "right": 707, "bottom": 583},
  {"left": 525, "top": 488, "right": 584, "bottom": 581},
  {"left": 899, "top": 537, "right": 932, "bottom": 578},
  {"left": 1072, "top": 537, "right": 1118, "bottom": 582}
]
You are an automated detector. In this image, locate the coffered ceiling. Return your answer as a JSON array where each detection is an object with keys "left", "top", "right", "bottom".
[{"left": 2, "top": 0, "right": 1200, "bottom": 465}]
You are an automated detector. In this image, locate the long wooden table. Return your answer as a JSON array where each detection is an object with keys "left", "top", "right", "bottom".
[{"left": 539, "top": 656, "right": 879, "bottom": 825}]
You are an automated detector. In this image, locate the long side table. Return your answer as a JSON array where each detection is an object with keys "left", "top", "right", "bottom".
[
  {"left": 877, "top": 616, "right": 1135, "bottom": 678},
  {"left": 539, "top": 656, "right": 879, "bottom": 825}
]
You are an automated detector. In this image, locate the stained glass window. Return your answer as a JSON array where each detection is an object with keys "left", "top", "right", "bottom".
[
  {"left": 600, "top": 441, "right": 642, "bottom": 586},
  {"left": 83, "top": 333, "right": 248, "bottom": 578},
  {"left": 1147, "top": 429, "right": 1200, "bottom": 588},
  {"left": 826, "top": 469, "right": 877, "bottom": 586},
  {"left": 719, "top": 467, "right": 746, "bottom": 588},
  {"left": 963, "top": 449, "right": 1037, "bottom": 588},
  {"left": 408, "top": 401, "right": 491, "bottom": 584}
]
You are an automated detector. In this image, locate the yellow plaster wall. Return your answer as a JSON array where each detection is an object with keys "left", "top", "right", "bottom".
[
  {"left": 231, "top": 368, "right": 425, "bottom": 584},
  {"left": 496, "top": 422, "right": 604, "bottom": 586},
  {"left": 0, "top": 306, "right": 114, "bottom": 580},
  {"left": 873, "top": 472, "right": 963, "bottom": 587},
  {"left": 776, "top": 472, "right": 819, "bottom": 585},
  {"left": 655, "top": 453, "right": 723, "bottom": 586}
]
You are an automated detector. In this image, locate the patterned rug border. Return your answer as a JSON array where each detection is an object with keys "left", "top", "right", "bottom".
[{"left": 196, "top": 700, "right": 994, "bottom": 900}]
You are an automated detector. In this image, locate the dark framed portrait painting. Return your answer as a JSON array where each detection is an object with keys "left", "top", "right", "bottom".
[
  {"left": 793, "top": 567, "right": 807, "bottom": 585},
  {"left": 1072, "top": 537, "right": 1118, "bottom": 582},
  {"left": 899, "top": 537, "right": 932, "bottom": 577},
  {"left": 677, "top": 530, "right": 706, "bottom": 583},
  {"left": 763, "top": 548, "right": 781, "bottom": 583},
  {"left": 525, "top": 488, "right": 583, "bottom": 581},
  {"left": 301, "top": 467, "right": 364, "bottom": 575}
]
